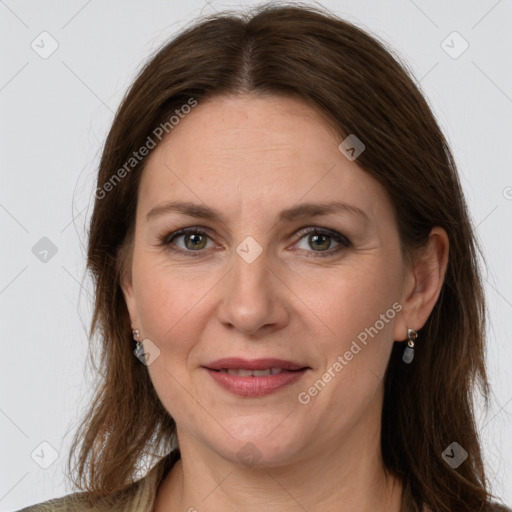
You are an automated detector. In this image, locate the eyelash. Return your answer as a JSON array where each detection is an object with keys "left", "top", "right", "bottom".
[{"left": 159, "top": 226, "right": 351, "bottom": 258}]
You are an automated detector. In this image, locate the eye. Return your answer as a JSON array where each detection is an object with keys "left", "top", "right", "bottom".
[
  {"left": 292, "top": 227, "right": 351, "bottom": 257},
  {"left": 160, "top": 227, "right": 217, "bottom": 257},
  {"left": 159, "top": 226, "right": 351, "bottom": 258}
]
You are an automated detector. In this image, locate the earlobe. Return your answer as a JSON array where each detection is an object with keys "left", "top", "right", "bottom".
[{"left": 394, "top": 227, "right": 449, "bottom": 341}]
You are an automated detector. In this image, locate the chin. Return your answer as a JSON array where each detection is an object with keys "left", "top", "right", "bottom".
[{"left": 208, "top": 416, "right": 307, "bottom": 468}]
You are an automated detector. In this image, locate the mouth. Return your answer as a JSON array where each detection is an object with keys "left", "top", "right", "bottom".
[
  {"left": 204, "top": 357, "right": 308, "bottom": 372},
  {"left": 214, "top": 367, "right": 292, "bottom": 376},
  {"left": 202, "top": 358, "right": 310, "bottom": 397}
]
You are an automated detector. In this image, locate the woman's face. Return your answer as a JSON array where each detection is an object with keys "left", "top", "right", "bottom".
[{"left": 122, "top": 94, "right": 413, "bottom": 467}]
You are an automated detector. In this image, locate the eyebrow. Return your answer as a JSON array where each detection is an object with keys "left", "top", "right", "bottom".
[{"left": 146, "top": 200, "right": 369, "bottom": 224}]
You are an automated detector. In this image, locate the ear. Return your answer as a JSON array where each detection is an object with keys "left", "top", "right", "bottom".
[
  {"left": 119, "top": 245, "right": 138, "bottom": 327},
  {"left": 393, "top": 227, "right": 449, "bottom": 341}
]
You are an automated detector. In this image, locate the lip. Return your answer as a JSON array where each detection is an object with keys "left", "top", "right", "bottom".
[
  {"left": 204, "top": 357, "right": 307, "bottom": 371},
  {"left": 203, "top": 358, "right": 310, "bottom": 397}
]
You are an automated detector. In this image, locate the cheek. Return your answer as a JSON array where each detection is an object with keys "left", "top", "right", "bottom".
[
  {"left": 304, "top": 257, "right": 401, "bottom": 343},
  {"left": 299, "top": 269, "right": 398, "bottom": 431},
  {"left": 132, "top": 254, "right": 216, "bottom": 350},
  {"left": 298, "top": 255, "right": 402, "bottom": 400},
  {"left": 131, "top": 261, "right": 208, "bottom": 421}
]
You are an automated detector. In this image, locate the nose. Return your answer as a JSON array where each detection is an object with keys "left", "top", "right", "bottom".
[{"left": 217, "top": 248, "right": 290, "bottom": 337}]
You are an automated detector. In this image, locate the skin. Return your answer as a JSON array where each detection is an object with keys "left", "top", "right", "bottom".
[{"left": 121, "top": 94, "right": 449, "bottom": 511}]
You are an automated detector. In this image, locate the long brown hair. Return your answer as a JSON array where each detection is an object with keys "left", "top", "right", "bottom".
[{"left": 69, "top": 2, "right": 495, "bottom": 510}]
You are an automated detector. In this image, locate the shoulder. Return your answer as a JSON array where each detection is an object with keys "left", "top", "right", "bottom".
[
  {"left": 15, "top": 485, "right": 146, "bottom": 512},
  {"left": 15, "top": 449, "right": 181, "bottom": 512},
  {"left": 15, "top": 491, "right": 91, "bottom": 512},
  {"left": 419, "top": 501, "right": 511, "bottom": 512},
  {"left": 16, "top": 485, "right": 146, "bottom": 512},
  {"left": 486, "top": 503, "right": 512, "bottom": 512}
]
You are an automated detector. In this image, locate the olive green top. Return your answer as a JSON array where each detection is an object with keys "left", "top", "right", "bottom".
[{"left": 16, "top": 449, "right": 181, "bottom": 512}]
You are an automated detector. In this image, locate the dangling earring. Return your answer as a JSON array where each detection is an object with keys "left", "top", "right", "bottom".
[
  {"left": 402, "top": 328, "right": 418, "bottom": 364},
  {"left": 132, "top": 328, "right": 145, "bottom": 360}
]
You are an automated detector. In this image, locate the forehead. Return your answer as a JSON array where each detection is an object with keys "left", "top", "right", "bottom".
[{"left": 137, "top": 94, "right": 390, "bottom": 225}]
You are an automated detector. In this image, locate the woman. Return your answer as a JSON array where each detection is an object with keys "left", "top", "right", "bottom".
[{"left": 18, "top": 2, "right": 510, "bottom": 511}]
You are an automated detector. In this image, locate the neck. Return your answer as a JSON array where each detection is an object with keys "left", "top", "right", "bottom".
[{"left": 155, "top": 396, "right": 403, "bottom": 511}]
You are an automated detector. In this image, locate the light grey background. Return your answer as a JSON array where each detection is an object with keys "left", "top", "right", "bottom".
[{"left": 1, "top": 0, "right": 511, "bottom": 510}]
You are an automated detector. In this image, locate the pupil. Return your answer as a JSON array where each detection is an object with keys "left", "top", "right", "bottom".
[
  {"left": 186, "top": 233, "right": 205, "bottom": 249},
  {"left": 311, "top": 234, "right": 330, "bottom": 251}
]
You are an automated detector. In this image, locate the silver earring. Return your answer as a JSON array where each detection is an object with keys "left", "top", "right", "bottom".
[
  {"left": 402, "top": 328, "right": 418, "bottom": 364},
  {"left": 132, "top": 328, "right": 144, "bottom": 360}
]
